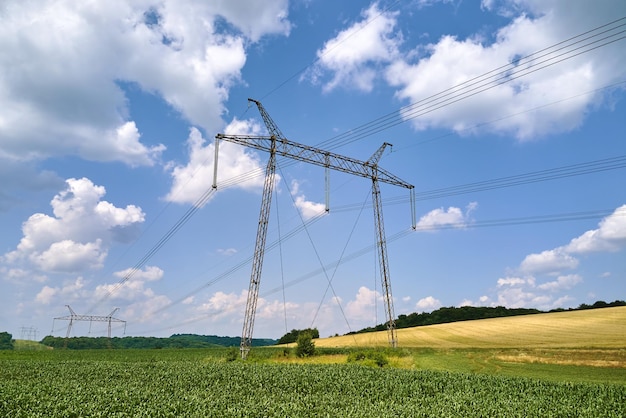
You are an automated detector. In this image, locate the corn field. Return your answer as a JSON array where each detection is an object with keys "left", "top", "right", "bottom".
[{"left": 1, "top": 349, "right": 624, "bottom": 417}]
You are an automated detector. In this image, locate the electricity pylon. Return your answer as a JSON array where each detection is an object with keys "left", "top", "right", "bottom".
[
  {"left": 52, "top": 305, "right": 126, "bottom": 347},
  {"left": 214, "top": 99, "right": 415, "bottom": 359}
]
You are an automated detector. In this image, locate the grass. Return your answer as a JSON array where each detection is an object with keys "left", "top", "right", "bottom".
[
  {"left": 314, "top": 306, "right": 626, "bottom": 349},
  {"left": 12, "top": 339, "right": 51, "bottom": 351},
  {"left": 277, "top": 307, "right": 626, "bottom": 384},
  {"left": 1, "top": 349, "right": 624, "bottom": 417}
]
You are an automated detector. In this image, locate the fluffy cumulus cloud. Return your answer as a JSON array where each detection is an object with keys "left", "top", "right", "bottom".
[
  {"left": 484, "top": 204, "right": 626, "bottom": 309},
  {"left": 487, "top": 274, "right": 580, "bottom": 309},
  {"left": 165, "top": 119, "right": 270, "bottom": 205},
  {"left": 290, "top": 180, "right": 327, "bottom": 221},
  {"left": 0, "top": 0, "right": 291, "bottom": 170},
  {"left": 35, "top": 277, "right": 88, "bottom": 305},
  {"left": 310, "top": 0, "right": 625, "bottom": 139},
  {"left": 345, "top": 286, "right": 382, "bottom": 319},
  {"left": 385, "top": 0, "right": 626, "bottom": 139},
  {"left": 95, "top": 266, "right": 164, "bottom": 302},
  {"left": 307, "top": 2, "right": 402, "bottom": 92},
  {"left": 3, "top": 177, "right": 145, "bottom": 274},
  {"left": 519, "top": 248, "right": 579, "bottom": 274},
  {"left": 415, "top": 296, "right": 442, "bottom": 311},
  {"left": 189, "top": 286, "right": 392, "bottom": 338},
  {"left": 520, "top": 205, "right": 626, "bottom": 274},
  {"left": 416, "top": 202, "right": 477, "bottom": 230}
]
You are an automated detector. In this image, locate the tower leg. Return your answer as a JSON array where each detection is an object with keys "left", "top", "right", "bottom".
[
  {"left": 372, "top": 178, "right": 397, "bottom": 348},
  {"left": 240, "top": 139, "right": 277, "bottom": 359}
]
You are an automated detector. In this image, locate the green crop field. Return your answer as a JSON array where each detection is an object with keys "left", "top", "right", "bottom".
[
  {"left": 1, "top": 308, "right": 624, "bottom": 416},
  {"left": 1, "top": 348, "right": 625, "bottom": 417}
]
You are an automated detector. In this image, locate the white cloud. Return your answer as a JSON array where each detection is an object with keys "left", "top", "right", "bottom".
[
  {"left": 208, "top": 0, "right": 291, "bottom": 42},
  {"left": 497, "top": 276, "right": 530, "bottom": 287},
  {"left": 520, "top": 205, "right": 626, "bottom": 275},
  {"left": 495, "top": 286, "right": 552, "bottom": 309},
  {"left": 3, "top": 178, "right": 145, "bottom": 274},
  {"left": 165, "top": 121, "right": 268, "bottom": 205},
  {"left": 564, "top": 205, "right": 626, "bottom": 253},
  {"left": 290, "top": 180, "right": 327, "bottom": 221},
  {"left": 217, "top": 248, "right": 238, "bottom": 256},
  {"left": 519, "top": 248, "right": 579, "bottom": 274},
  {"left": 416, "top": 296, "right": 442, "bottom": 311},
  {"left": 114, "top": 266, "right": 164, "bottom": 282},
  {"left": 198, "top": 290, "right": 248, "bottom": 319},
  {"left": 35, "top": 277, "right": 87, "bottom": 305},
  {"left": 346, "top": 286, "right": 381, "bottom": 319},
  {"left": 307, "top": 2, "right": 402, "bottom": 92},
  {"left": 0, "top": 0, "right": 291, "bottom": 168},
  {"left": 385, "top": 0, "right": 626, "bottom": 139},
  {"left": 31, "top": 239, "right": 107, "bottom": 273},
  {"left": 537, "top": 274, "right": 582, "bottom": 291},
  {"left": 416, "top": 202, "right": 477, "bottom": 230},
  {"left": 486, "top": 204, "right": 625, "bottom": 309},
  {"left": 35, "top": 286, "right": 58, "bottom": 305},
  {"left": 95, "top": 275, "right": 160, "bottom": 302}
]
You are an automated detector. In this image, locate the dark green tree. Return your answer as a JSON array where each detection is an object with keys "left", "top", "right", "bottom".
[
  {"left": 277, "top": 328, "right": 319, "bottom": 345},
  {"left": 0, "top": 332, "right": 14, "bottom": 350},
  {"left": 295, "top": 331, "right": 315, "bottom": 358}
]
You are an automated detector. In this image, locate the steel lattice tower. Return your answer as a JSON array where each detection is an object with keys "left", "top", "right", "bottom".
[{"left": 214, "top": 99, "right": 415, "bottom": 358}]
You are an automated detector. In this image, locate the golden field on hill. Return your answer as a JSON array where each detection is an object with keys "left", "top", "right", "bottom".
[{"left": 314, "top": 306, "right": 626, "bottom": 349}]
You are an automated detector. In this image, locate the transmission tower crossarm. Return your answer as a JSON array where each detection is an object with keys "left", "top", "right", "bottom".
[
  {"left": 215, "top": 134, "right": 413, "bottom": 190},
  {"left": 216, "top": 99, "right": 415, "bottom": 357}
]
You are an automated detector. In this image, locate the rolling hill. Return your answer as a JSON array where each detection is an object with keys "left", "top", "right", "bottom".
[{"left": 315, "top": 306, "right": 626, "bottom": 349}]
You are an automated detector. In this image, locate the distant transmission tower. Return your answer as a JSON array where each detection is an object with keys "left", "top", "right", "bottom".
[
  {"left": 20, "top": 326, "right": 38, "bottom": 341},
  {"left": 52, "top": 305, "right": 126, "bottom": 347}
]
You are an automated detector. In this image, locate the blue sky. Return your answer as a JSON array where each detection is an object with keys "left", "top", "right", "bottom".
[{"left": 1, "top": 0, "right": 624, "bottom": 340}]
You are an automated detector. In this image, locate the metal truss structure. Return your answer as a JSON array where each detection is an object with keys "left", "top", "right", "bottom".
[{"left": 214, "top": 99, "right": 415, "bottom": 358}]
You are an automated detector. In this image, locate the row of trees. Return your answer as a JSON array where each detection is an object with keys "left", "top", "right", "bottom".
[
  {"left": 350, "top": 300, "right": 626, "bottom": 335},
  {"left": 277, "top": 328, "right": 319, "bottom": 345},
  {"left": 41, "top": 334, "right": 277, "bottom": 350}
]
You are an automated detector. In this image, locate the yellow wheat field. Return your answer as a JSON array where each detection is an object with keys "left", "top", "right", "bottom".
[{"left": 314, "top": 306, "right": 626, "bottom": 349}]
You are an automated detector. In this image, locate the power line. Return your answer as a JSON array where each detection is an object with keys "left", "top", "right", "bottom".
[
  {"left": 313, "top": 17, "right": 626, "bottom": 150},
  {"left": 86, "top": 17, "right": 625, "bottom": 324},
  {"left": 259, "top": 1, "right": 401, "bottom": 101},
  {"left": 132, "top": 206, "right": 624, "bottom": 335},
  {"left": 332, "top": 154, "right": 626, "bottom": 212}
]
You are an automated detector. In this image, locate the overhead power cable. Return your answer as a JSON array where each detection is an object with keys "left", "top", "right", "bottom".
[
  {"left": 332, "top": 154, "right": 626, "bottom": 212},
  {"left": 88, "top": 186, "right": 217, "bottom": 313},
  {"left": 146, "top": 211, "right": 327, "bottom": 317},
  {"left": 133, "top": 206, "right": 624, "bottom": 335},
  {"left": 312, "top": 17, "right": 626, "bottom": 150},
  {"left": 258, "top": 1, "right": 401, "bottom": 101}
]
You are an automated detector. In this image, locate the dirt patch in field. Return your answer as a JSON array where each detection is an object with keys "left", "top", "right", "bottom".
[{"left": 495, "top": 349, "right": 626, "bottom": 369}]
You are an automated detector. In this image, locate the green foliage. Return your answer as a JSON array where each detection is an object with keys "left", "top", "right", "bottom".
[
  {"left": 352, "top": 300, "right": 626, "bottom": 335},
  {"left": 0, "top": 349, "right": 623, "bottom": 417},
  {"left": 278, "top": 328, "right": 319, "bottom": 345},
  {"left": 225, "top": 347, "right": 240, "bottom": 362},
  {"left": 577, "top": 300, "right": 626, "bottom": 310},
  {"left": 295, "top": 332, "right": 315, "bottom": 357},
  {"left": 40, "top": 334, "right": 277, "bottom": 350},
  {"left": 347, "top": 350, "right": 389, "bottom": 367},
  {"left": 0, "top": 332, "right": 14, "bottom": 350}
]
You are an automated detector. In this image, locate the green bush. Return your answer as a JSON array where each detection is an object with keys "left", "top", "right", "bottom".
[
  {"left": 295, "top": 332, "right": 315, "bottom": 357},
  {"left": 0, "top": 332, "right": 14, "bottom": 350},
  {"left": 224, "top": 347, "right": 239, "bottom": 362},
  {"left": 347, "top": 350, "right": 388, "bottom": 367}
]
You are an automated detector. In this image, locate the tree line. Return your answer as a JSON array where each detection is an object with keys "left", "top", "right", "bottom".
[
  {"left": 40, "top": 334, "right": 277, "bottom": 350},
  {"left": 349, "top": 300, "right": 626, "bottom": 335}
]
